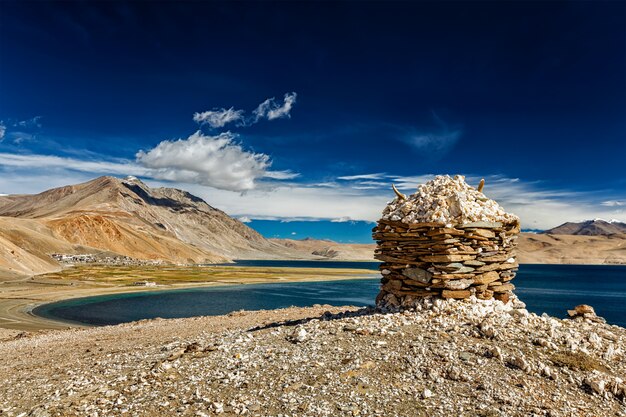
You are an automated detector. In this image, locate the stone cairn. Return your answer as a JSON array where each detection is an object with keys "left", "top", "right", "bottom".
[{"left": 373, "top": 175, "right": 520, "bottom": 309}]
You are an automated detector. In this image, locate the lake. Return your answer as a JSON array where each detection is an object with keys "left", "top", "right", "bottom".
[{"left": 34, "top": 263, "right": 626, "bottom": 327}]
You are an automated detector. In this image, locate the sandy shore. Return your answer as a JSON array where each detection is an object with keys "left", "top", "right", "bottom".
[{"left": 0, "top": 264, "right": 377, "bottom": 333}]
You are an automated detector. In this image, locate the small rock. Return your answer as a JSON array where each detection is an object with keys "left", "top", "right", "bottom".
[
  {"left": 479, "top": 321, "right": 496, "bottom": 338},
  {"left": 288, "top": 327, "right": 308, "bottom": 343},
  {"left": 507, "top": 355, "right": 532, "bottom": 373},
  {"left": 575, "top": 304, "right": 595, "bottom": 315},
  {"left": 584, "top": 376, "right": 606, "bottom": 396}
]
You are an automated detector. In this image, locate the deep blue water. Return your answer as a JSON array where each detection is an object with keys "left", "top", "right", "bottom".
[{"left": 33, "top": 263, "right": 626, "bottom": 327}]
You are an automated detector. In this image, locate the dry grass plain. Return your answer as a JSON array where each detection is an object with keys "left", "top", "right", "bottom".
[{"left": 0, "top": 264, "right": 377, "bottom": 334}]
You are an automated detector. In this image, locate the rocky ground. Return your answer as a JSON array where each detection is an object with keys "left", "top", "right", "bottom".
[{"left": 0, "top": 299, "right": 624, "bottom": 417}]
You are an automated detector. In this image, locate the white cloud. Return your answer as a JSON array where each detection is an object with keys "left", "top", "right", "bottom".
[
  {"left": 238, "top": 215, "right": 337, "bottom": 222},
  {"left": 388, "top": 174, "right": 436, "bottom": 192},
  {"left": 253, "top": 92, "right": 297, "bottom": 121},
  {"left": 0, "top": 132, "right": 298, "bottom": 194},
  {"left": 16, "top": 116, "right": 42, "bottom": 129},
  {"left": 313, "top": 182, "right": 339, "bottom": 188},
  {"left": 263, "top": 170, "right": 300, "bottom": 180},
  {"left": 238, "top": 216, "right": 252, "bottom": 223},
  {"left": 193, "top": 107, "right": 244, "bottom": 128},
  {"left": 11, "top": 132, "right": 35, "bottom": 145},
  {"left": 0, "top": 152, "right": 146, "bottom": 176},
  {"left": 602, "top": 200, "right": 625, "bottom": 207},
  {"left": 331, "top": 216, "right": 353, "bottom": 223},
  {"left": 160, "top": 181, "right": 390, "bottom": 224},
  {"left": 191, "top": 92, "right": 297, "bottom": 130},
  {"left": 205, "top": 174, "right": 618, "bottom": 229},
  {"left": 337, "top": 173, "right": 386, "bottom": 181},
  {"left": 0, "top": 117, "right": 43, "bottom": 144},
  {"left": 1, "top": 150, "right": 624, "bottom": 231},
  {"left": 136, "top": 131, "right": 290, "bottom": 192}
]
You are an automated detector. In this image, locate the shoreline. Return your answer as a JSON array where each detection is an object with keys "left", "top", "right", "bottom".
[
  {"left": 3, "top": 261, "right": 625, "bottom": 334},
  {"left": 0, "top": 264, "right": 378, "bottom": 332}
]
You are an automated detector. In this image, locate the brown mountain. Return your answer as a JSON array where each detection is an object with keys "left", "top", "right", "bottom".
[
  {"left": 543, "top": 219, "right": 626, "bottom": 236},
  {"left": 517, "top": 232, "right": 626, "bottom": 265},
  {"left": 0, "top": 176, "right": 310, "bottom": 277},
  {"left": 270, "top": 238, "right": 376, "bottom": 261}
]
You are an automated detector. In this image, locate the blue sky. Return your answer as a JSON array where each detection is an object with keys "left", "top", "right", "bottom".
[{"left": 0, "top": 1, "right": 625, "bottom": 242}]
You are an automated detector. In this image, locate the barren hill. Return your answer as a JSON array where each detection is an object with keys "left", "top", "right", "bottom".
[
  {"left": 517, "top": 232, "right": 626, "bottom": 265},
  {"left": 0, "top": 176, "right": 311, "bottom": 276},
  {"left": 544, "top": 219, "right": 626, "bottom": 236},
  {"left": 270, "top": 237, "right": 376, "bottom": 261}
]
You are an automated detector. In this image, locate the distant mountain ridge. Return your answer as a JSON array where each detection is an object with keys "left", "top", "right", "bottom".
[
  {"left": 1, "top": 177, "right": 625, "bottom": 277},
  {"left": 543, "top": 219, "right": 626, "bottom": 236},
  {"left": 0, "top": 176, "right": 322, "bottom": 276},
  {"left": 269, "top": 237, "right": 376, "bottom": 261}
]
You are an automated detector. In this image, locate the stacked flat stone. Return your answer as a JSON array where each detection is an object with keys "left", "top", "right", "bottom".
[{"left": 373, "top": 175, "right": 520, "bottom": 309}]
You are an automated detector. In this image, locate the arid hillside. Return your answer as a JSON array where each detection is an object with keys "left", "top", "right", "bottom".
[
  {"left": 544, "top": 219, "right": 626, "bottom": 235},
  {"left": 0, "top": 216, "right": 85, "bottom": 278},
  {"left": 270, "top": 237, "right": 376, "bottom": 261},
  {"left": 0, "top": 176, "right": 318, "bottom": 276},
  {"left": 517, "top": 232, "right": 626, "bottom": 265}
]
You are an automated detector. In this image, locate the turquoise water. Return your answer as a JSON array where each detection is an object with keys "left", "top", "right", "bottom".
[{"left": 34, "top": 263, "right": 626, "bottom": 327}]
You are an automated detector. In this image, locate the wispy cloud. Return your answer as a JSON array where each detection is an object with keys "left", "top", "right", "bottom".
[
  {"left": 331, "top": 216, "right": 353, "bottom": 223},
  {"left": 0, "top": 161, "right": 624, "bottom": 229},
  {"left": 602, "top": 200, "right": 625, "bottom": 207},
  {"left": 0, "top": 116, "right": 43, "bottom": 145},
  {"left": 0, "top": 152, "right": 146, "bottom": 176},
  {"left": 263, "top": 170, "right": 300, "bottom": 180},
  {"left": 193, "top": 92, "right": 297, "bottom": 129},
  {"left": 16, "top": 116, "right": 42, "bottom": 129},
  {"left": 337, "top": 173, "right": 386, "bottom": 181},
  {"left": 193, "top": 107, "right": 244, "bottom": 128},
  {"left": 253, "top": 92, "right": 297, "bottom": 121},
  {"left": 238, "top": 216, "right": 252, "bottom": 223},
  {"left": 11, "top": 132, "right": 36, "bottom": 145},
  {"left": 399, "top": 112, "right": 462, "bottom": 157},
  {"left": 404, "top": 130, "right": 461, "bottom": 155}
]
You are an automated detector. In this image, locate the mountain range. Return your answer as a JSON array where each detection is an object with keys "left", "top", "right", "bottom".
[
  {"left": 1, "top": 176, "right": 625, "bottom": 277},
  {"left": 0, "top": 176, "right": 351, "bottom": 277},
  {"left": 543, "top": 219, "right": 626, "bottom": 236}
]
